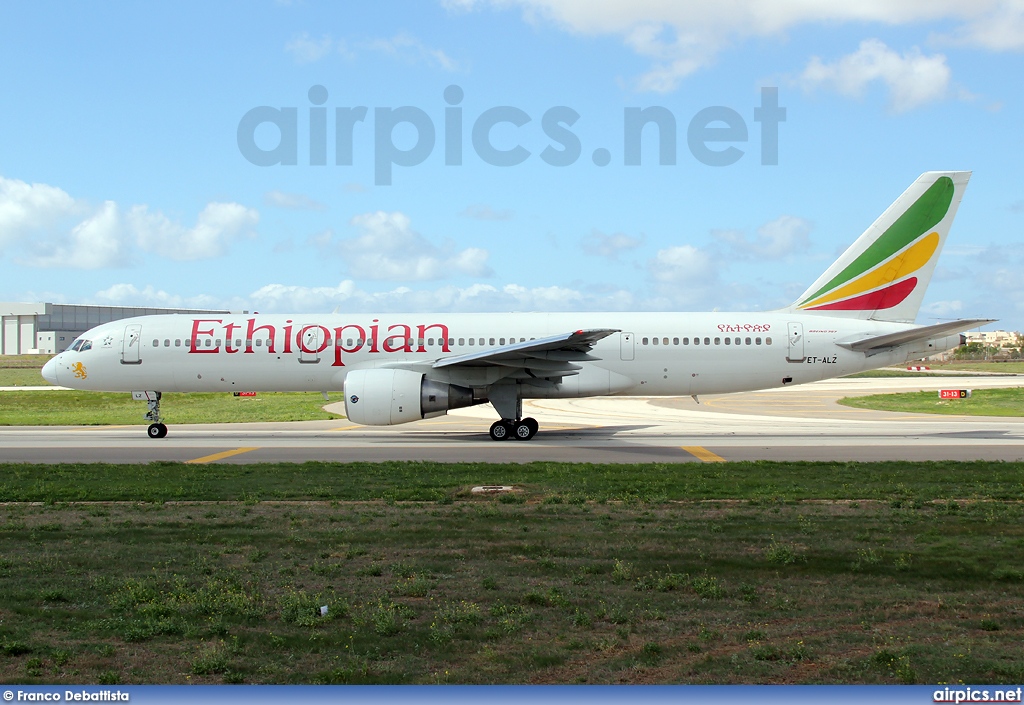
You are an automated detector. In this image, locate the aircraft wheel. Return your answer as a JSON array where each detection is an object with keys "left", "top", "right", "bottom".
[
  {"left": 523, "top": 417, "right": 539, "bottom": 436},
  {"left": 489, "top": 420, "right": 513, "bottom": 441},
  {"left": 513, "top": 420, "right": 536, "bottom": 441},
  {"left": 148, "top": 423, "right": 168, "bottom": 439}
]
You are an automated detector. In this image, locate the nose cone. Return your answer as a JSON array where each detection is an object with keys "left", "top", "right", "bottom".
[{"left": 41, "top": 357, "right": 60, "bottom": 385}]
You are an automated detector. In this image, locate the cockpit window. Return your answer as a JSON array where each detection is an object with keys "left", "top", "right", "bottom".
[
  {"left": 69, "top": 340, "right": 83, "bottom": 352},
  {"left": 79, "top": 340, "right": 92, "bottom": 352}
]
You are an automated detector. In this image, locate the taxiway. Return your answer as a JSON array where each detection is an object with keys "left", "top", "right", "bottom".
[{"left": 1, "top": 376, "right": 1022, "bottom": 464}]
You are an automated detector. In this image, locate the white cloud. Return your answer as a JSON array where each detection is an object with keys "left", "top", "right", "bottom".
[
  {"left": 93, "top": 283, "right": 222, "bottom": 309},
  {"left": 263, "top": 190, "right": 326, "bottom": 211},
  {"left": 713, "top": 215, "right": 811, "bottom": 259},
  {"left": 283, "top": 31, "right": 457, "bottom": 69},
  {"left": 581, "top": 230, "right": 644, "bottom": 259},
  {"left": 363, "top": 32, "right": 459, "bottom": 70},
  {"left": 648, "top": 244, "right": 716, "bottom": 285},
  {"left": 460, "top": 204, "right": 513, "bottom": 221},
  {"left": 447, "top": 0, "right": 1020, "bottom": 91},
  {"left": 284, "top": 32, "right": 334, "bottom": 63},
  {"left": 800, "top": 39, "right": 952, "bottom": 113},
  {"left": 0, "top": 174, "right": 261, "bottom": 268},
  {"left": 130, "top": 202, "right": 259, "bottom": 261},
  {"left": 248, "top": 279, "right": 635, "bottom": 313},
  {"left": 26, "top": 201, "right": 129, "bottom": 269},
  {"left": 0, "top": 176, "right": 79, "bottom": 246},
  {"left": 920, "top": 299, "right": 964, "bottom": 318},
  {"left": 939, "top": 1, "right": 1024, "bottom": 50},
  {"left": 336, "top": 210, "right": 492, "bottom": 281}
]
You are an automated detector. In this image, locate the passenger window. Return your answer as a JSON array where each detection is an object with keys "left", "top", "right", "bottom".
[
  {"left": 163, "top": 339, "right": 170, "bottom": 347},
  {"left": 704, "top": 337, "right": 711, "bottom": 345},
  {"left": 235, "top": 339, "right": 241, "bottom": 347},
  {"left": 215, "top": 339, "right": 222, "bottom": 347},
  {"left": 683, "top": 338, "right": 689, "bottom": 345},
  {"left": 205, "top": 339, "right": 212, "bottom": 347},
  {"left": 489, "top": 338, "right": 495, "bottom": 345},
  {"left": 448, "top": 338, "right": 454, "bottom": 346},
  {"left": 256, "top": 339, "right": 262, "bottom": 347},
  {"left": 714, "top": 338, "right": 720, "bottom": 345},
  {"left": 673, "top": 337, "right": 679, "bottom": 345},
  {"left": 725, "top": 338, "right": 731, "bottom": 345},
  {"left": 479, "top": 338, "right": 484, "bottom": 345},
  {"left": 693, "top": 338, "right": 699, "bottom": 346},
  {"left": 152, "top": 339, "right": 159, "bottom": 347},
  {"left": 428, "top": 338, "right": 434, "bottom": 346},
  {"left": 175, "top": 339, "right": 181, "bottom": 347},
  {"left": 642, "top": 337, "right": 649, "bottom": 345},
  {"left": 356, "top": 338, "right": 364, "bottom": 346},
  {"left": 756, "top": 337, "right": 762, "bottom": 345},
  {"left": 745, "top": 337, "right": 751, "bottom": 345},
  {"left": 499, "top": 338, "right": 505, "bottom": 345},
  {"left": 469, "top": 339, "right": 475, "bottom": 346},
  {"left": 458, "top": 338, "right": 465, "bottom": 345},
  {"left": 652, "top": 337, "right": 659, "bottom": 345},
  {"left": 766, "top": 337, "right": 773, "bottom": 345}
]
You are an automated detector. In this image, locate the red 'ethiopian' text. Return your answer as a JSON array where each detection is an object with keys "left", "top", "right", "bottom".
[{"left": 187, "top": 318, "right": 450, "bottom": 367}]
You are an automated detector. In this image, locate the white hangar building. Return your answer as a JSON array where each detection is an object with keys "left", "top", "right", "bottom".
[{"left": 1, "top": 302, "right": 235, "bottom": 355}]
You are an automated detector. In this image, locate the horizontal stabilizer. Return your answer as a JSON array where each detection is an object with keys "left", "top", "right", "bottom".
[{"left": 837, "top": 319, "right": 996, "bottom": 354}]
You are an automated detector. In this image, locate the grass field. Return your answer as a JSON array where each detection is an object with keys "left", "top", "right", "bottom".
[
  {"left": 0, "top": 391, "right": 343, "bottom": 426},
  {"left": 0, "top": 461, "right": 1022, "bottom": 685},
  {"left": 839, "top": 387, "right": 1024, "bottom": 417},
  {"left": 0, "top": 355, "right": 52, "bottom": 387}
]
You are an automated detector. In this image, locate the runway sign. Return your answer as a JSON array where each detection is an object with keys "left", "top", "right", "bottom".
[{"left": 939, "top": 389, "right": 971, "bottom": 399}]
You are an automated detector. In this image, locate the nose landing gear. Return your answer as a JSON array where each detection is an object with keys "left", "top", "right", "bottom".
[{"left": 137, "top": 391, "right": 168, "bottom": 438}]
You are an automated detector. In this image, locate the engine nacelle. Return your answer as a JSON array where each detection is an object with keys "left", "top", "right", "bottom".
[{"left": 343, "top": 368, "right": 477, "bottom": 426}]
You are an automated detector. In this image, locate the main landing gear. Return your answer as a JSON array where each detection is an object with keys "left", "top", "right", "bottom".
[
  {"left": 142, "top": 391, "right": 168, "bottom": 439},
  {"left": 489, "top": 417, "right": 538, "bottom": 441}
]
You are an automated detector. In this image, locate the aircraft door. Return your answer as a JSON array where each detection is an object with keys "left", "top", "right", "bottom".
[
  {"left": 620, "top": 332, "right": 635, "bottom": 361},
  {"left": 122, "top": 324, "right": 142, "bottom": 365},
  {"left": 298, "top": 325, "right": 324, "bottom": 364},
  {"left": 787, "top": 322, "right": 805, "bottom": 362}
]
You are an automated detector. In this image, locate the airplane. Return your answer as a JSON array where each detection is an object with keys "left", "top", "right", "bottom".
[{"left": 42, "top": 171, "right": 993, "bottom": 442}]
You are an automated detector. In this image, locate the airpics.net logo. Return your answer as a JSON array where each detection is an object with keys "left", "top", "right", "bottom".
[{"left": 236, "top": 85, "right": 786, "bottom": 185}]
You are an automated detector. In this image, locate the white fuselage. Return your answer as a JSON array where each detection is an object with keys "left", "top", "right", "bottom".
[{"left": 44, "top": 312, "right": 950, "bottom": 398}]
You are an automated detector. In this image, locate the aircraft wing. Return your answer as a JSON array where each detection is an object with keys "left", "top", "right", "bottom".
[
  {"left": 837, "top": 318, "right": 996, "bottom": 354},
  {"left": 433, "top": 329, "right": 619, "bottom": 376}
]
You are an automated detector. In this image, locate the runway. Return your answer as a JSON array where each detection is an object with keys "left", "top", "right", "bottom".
[{"left": 1, "top": 375, "right": 1023, "bottom": 464}]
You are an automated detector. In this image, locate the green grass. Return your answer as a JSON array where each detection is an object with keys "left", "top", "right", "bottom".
[
  {"left": 0, "top": 460, "right": 1021, "bottom": 504},
  {"left": 0, "top": 476, "right": 1022, "bottom": 684},
  {"left": 937, "top": 361, "right": 1024, "bottom": 373},
  {"left": 839, "top": 387, "right": 1024, "bottom": 417},
  {"left": 0, "top": 368, "right": 53, "bottom": 386},
  {"left": 0, "top": 391, "right": 343, "bottom": 426},
  {"left": 0, "top": 356, "right": 54, "bottom": 387}
]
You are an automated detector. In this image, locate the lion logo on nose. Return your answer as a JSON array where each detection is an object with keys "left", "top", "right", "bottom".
[{"left": 72, "top": 362, "right": 87, "bottom": 380}]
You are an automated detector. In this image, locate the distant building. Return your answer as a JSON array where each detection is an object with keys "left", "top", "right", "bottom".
[
  {"left": 963, "top": 330, "right": 1020, "bottom": 347},
  {"left": 1, "top": 302, "right": 238, "bottom": 355}
]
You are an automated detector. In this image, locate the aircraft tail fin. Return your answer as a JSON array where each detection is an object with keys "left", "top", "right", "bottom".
[{"left": 785, "top": 171, "right": 970, "bottom": 323}]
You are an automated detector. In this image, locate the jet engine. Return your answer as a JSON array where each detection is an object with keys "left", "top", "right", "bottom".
[{"left": 343, "top": 368, "right": 478, "bottom": 425}]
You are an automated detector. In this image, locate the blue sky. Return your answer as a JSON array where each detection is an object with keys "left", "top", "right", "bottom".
[{"left": 1, "top": 0, "right": 1022, "bottom": 330}]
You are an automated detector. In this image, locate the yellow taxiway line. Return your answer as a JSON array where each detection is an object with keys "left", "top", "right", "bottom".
[
  {"left": 681, "top": 446, "right": 727, "bottom": 463},
  {"left": 185, "top": 447, "right": 260, "bottom": 464}
]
